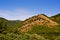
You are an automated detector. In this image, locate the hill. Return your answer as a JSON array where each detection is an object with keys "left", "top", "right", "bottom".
[
  {"left": 18, "top": 14, "right": 60, "bottom": 40},
  {"left": 19, "top": 14, "right": 58, "bottom": 32},
  {"left": 0, "top": 14, "right": 60, "bottom": 40},
  {"left": 8, "top": 20, "right": 22, "bottom": 26},
  {"left": 0, "top": 17, "right": 23, "bottom": 27},
  {"left": 50, "top": 13, "right": 60, "bottom": 24}
]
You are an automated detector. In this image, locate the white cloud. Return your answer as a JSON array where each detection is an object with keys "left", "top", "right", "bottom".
[{"left": 0, "top": 8, "right": 34, "bottom": 20}]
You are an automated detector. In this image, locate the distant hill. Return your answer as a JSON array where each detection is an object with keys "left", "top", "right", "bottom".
[
  {"left": 19, "top": 14, "right": 58, "bottom": 32},
  {"left": 0, "top": 17, "right": 8, "bottom": 21},
  {"left": 8, "top": 20, "right": 23, "bottom": 26},
  {"left": 0, "top": 17, "right": 23, "bottom": 27},
  {"left": 50, "top": 13, "right": 60, "bottom": 24}
]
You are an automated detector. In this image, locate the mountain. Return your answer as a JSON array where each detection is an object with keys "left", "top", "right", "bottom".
[
  {"left": 0, "top": 14, "right": 60, "bottom": 40},
  {"left": 0, "top": 17, "right": 23, "bottom": 27},
  {"left": 8, "top": 20, "right": 22, "bottom": 26},
  {"left": 19, "top": 14, "right": 58, "bottom": 32},
  {"left": 50, "top": 13, "right": 60, "bottom": 24}
]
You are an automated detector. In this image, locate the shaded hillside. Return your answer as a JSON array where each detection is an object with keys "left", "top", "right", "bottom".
[
  {"left": 0, "top": 17, "right": 23, "bottom": 27},
  {"left": 0, "top": 17, "right": 8, "bottom": 33},
  {"left": 19, "top": 14, "right": 58, "bottom": 32},
  {"left": 0, "top": 17, "right": 23, "bottom": 33},
  {"left": 50, "top": 13, "right": 60, "bottom": 24},
  {"left": 8, "top": 20, "right": 23, "bottom": 26}
]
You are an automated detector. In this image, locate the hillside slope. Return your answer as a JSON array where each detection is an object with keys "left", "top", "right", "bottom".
[
  {"left": 0, "top": 17, "right": 23, "bottom": 27},
  {"left": 8, "top": 20, "right": 22, "bottom": 26},
  {"left": 19, "top": 14, "right": 58, "bottom": 32},
  {"left": 50, "top": 13, "right": 60, "bottom": 24}
]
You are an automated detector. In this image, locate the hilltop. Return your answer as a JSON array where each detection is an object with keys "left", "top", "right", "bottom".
[{"left": 19, "top": 14, "right": 58, "bottom": 32}]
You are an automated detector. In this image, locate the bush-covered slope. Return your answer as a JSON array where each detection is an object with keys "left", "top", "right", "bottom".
[
  {"left": 27, "top": 25, "right": 60, "bottom": 40},
  {"left": 0, "top": 33, "right": 48, "bottom": 40},
  {"left": 0, "top": 17, "right": 8, "bottom": 33},
  {"left": 8, "top": 20, "right": 23, "bottom": 26},
  {"left": 0, "top": 14, "right": 60, "bottom": 40},
  {"left": 19, "top": 14, "right": 58, "bottom": 32},
  {"left": 50, "top": 13, "right": 60, "bottom": 24}
]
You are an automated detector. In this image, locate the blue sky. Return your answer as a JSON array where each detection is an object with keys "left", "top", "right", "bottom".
[{"left": 0, "top": 0, "right": 60, "bottom": 20}]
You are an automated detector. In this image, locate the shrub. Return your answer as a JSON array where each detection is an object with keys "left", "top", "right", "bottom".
[
  {"left": 0, "top": 33, "right": 47, "bottom": 40},
  {"left": 55, "top": 36, "right": 60, "bottom": 40}
]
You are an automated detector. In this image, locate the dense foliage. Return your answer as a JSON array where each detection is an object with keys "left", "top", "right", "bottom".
[
  {"left": 0, "top": 33, "right": 47, "bottom": 40},
  {"left": 50, "top": 13, "right": 60, "bottom": 24},
  {"left": 8, "top": 20, "right": 22, "bottom": 26},
  {"left": 27, "top": 25, "right": 60, "bottom": 40},
  {"left": 0, "top": 16, "right": 60, "bottom": 40},
  {"left": 0, "top": 17, "right": 8, "bottom": 33}
]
